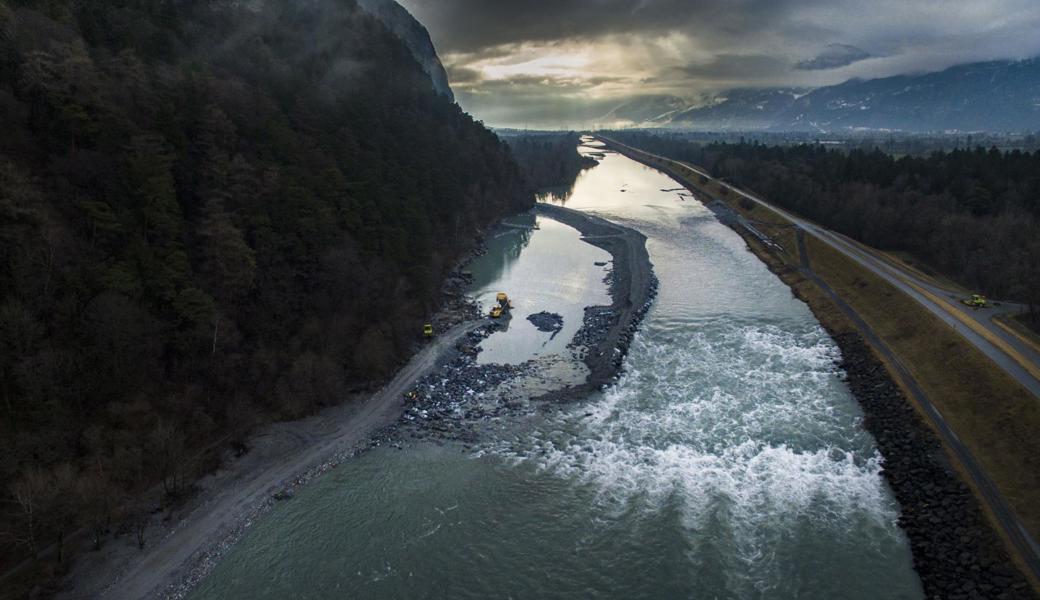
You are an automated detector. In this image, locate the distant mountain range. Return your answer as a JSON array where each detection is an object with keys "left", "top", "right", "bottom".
[
  {"left": 667, "top": 88, "right": 812, "bottom": 130},
  {"left": 609, "top": 58, "right": 1040, "bottom": 132}
]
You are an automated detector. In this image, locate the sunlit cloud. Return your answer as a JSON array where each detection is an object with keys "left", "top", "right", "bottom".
[
  {"left": 400, "top": 0, "right": 1040, "bottom": 128},
  {"left": 481, "top": 53, "right": 591, "bottom": 80}
]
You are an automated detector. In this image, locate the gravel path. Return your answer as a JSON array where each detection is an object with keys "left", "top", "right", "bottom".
[
  {"left": 60, "top": 319, "right": 484, "bottom": 600},
  {"left": 60, "top": 206, "right": 659, "bottom": 599}
]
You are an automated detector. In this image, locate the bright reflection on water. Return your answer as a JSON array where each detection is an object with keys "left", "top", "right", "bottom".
[
  {"left": 466, "top": 212, "right": 610, "bottom": 365},
  {"left": 190, "top": 139, "right": 923, "bottom": 600}
]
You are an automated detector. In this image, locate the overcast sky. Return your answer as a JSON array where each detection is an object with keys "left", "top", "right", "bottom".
[{"left": 398, "top": 0, "right": 1040, "bottom": 129}]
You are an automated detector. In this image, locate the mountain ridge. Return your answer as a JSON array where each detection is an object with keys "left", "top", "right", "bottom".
[{"left": 611, "top": 57, "right": 1040, "bottom": 132}]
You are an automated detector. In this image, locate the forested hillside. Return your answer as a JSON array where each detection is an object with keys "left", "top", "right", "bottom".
[
  {"left": 610, "top": 132, "right": 1040, "bottom": 319},
  {"left": 0, "top": 0, "right": 529, "bottom": 584},
  {"left": 501, "top": 132, "right": 597, "bottom": 190}
]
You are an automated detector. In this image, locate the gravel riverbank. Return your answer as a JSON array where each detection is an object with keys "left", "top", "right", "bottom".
[
  {"left": 58, "top": 207, "right": 658, "bottom": 599},
  {"left": 367, "top": 205, "right": 659, "bottom": 446},
  {"left": 534, "top": 203, "right": 659, "bottom": 391},
  {"left": 837, "top": 333, "right": 1036, "bottom": 600}
]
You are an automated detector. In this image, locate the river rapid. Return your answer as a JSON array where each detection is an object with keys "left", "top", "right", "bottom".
[{"left": 189, "top": 140, "right": 923, "bottom": 599}]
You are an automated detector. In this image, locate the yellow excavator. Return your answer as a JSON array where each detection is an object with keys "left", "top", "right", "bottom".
[
  {"left": 962, "top": 294, "right": 988, "bottom": 308},
  {"left": 489, "top": 292, "right": 512, "bottom": 318}
]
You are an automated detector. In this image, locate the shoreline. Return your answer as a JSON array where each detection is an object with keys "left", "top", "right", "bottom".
[
  {"left": 60, "top": 319, "right": 486, "bottom": 600},
  {"left": 602, "top": 138, "right": 1038, "bottom": 599},
  {"left": 60, "top": 208, "right": 657, "bottom": 599},
  {"left": 533, "top": 203, "right": 658, "bottom": 393}
]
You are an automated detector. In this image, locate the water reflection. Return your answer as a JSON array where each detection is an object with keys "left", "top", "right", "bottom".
[
  {"left": 466, "top": 215, "right": 610, "bottom": 365},
  {"left": 534, "top": 186, "right": 576, "bottom": 204}
]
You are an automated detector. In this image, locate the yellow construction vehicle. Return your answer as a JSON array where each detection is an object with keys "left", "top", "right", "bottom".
[
  {"left": 490, "top": 292, "right": 511, "bottom": 318},
  {"left": 423, "top": 324, "right": 434, "bottom": 338},
  {"left": 962, "top": 294, "right": 988, "bottom": 308}
]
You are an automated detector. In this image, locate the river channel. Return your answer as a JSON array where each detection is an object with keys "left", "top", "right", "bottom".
[{"left": 190, "top": 140, "right": 923, "bottom": 599}]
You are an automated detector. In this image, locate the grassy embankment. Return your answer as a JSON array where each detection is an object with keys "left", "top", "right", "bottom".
[{"left": 613, "top": 143, "right": 1040, "bottom": 562}]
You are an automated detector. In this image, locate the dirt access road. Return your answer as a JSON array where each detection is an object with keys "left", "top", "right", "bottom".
[{"left": 61, "top": 319, "right": 484, "bottom": 600}]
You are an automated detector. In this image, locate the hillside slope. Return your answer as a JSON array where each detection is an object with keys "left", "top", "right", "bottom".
[
  {"left": 669, "top": 88, "right": 808, "bottom": 130},
  {"left": 0, "top": 0, "right": 528, "bottom": 586}
]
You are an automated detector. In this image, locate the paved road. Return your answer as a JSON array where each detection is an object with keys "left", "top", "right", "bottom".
[
  {"left": 790, "top": 230, "right": 1040, "bottom": 584},
  {"left": 600, "top": 137, "right": 1040, "bottom": 399}
]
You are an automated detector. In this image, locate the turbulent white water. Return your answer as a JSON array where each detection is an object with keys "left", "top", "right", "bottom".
[
  {"left": 485, "top": 319, "right": 900, "bottom": 594},
  {"left": 190, "top": 141, "right": 923, "bottom": 600}
]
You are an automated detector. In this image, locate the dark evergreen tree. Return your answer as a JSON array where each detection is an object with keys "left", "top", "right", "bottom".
[{"left": 0, "top": 0, "right": 533, "bottom": 582}]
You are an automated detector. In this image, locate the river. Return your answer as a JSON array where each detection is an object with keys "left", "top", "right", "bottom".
[{"left": 189, "top": 139, "right": 923, "bottom": 599}]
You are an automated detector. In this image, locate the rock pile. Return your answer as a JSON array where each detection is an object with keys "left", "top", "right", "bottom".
[
  {"left": 836, "top": 332, "right": 1036, "bottom": 600},
  {"left": 527, "top": 311, "right": 564, "bottom": 335},
  {"left": 572, "top": 306, "right": 618, "bottom": 350},
  {"left": 394, "top": 326, "right": 536, "bottom": 445},
  {"left": 613, "top": 274, "right": 659, "bottom": 368},
  {"left": 572, "top": 273, "right": 660, "bottom": 386}
]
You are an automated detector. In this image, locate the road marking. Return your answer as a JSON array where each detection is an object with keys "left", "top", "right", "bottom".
[
  {"left": 804, "top": 227, "right": 1040, "bottom": 381},
  {"left": 994, "top": 317, "right": 1040, "bottom": 357},
  {"left": 891, "top": 271, "right": 1040, "bottom": 385}
]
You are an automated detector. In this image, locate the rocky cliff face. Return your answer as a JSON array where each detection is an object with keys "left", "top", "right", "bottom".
[{"left": 356, "top": 0, "right": 454, "bottom": 101}]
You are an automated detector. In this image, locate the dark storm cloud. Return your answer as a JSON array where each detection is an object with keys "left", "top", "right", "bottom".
[
  {"left": 672, "top": 54, "right": 793, "bottom": 82},
  {"left": 401, "top": 0, "right": 822, "bottom": 54},
  {"left": 795, "top": 44, "right": 872, "bottom": 71},
  {"left": 398, "top": 0, "right": 1040, "bottom": 128}
]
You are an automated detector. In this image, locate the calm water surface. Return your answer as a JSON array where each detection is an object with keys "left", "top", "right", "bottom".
[
  {"left": 466, "top": 212, "right": 610, "bottom": 365},
  {"left": 190, "top": 140, "right": 923, "bottom": 599}
]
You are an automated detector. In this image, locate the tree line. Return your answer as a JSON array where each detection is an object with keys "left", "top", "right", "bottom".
[
  {"left": 0, "top": 0, "right": 531, "bottom": 588},
  {"left": 500, "top": 132, "right": 598, "bottom": 191},
  {"left": 609, "top": 131, "right": 1040, "bottom": 322}
]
